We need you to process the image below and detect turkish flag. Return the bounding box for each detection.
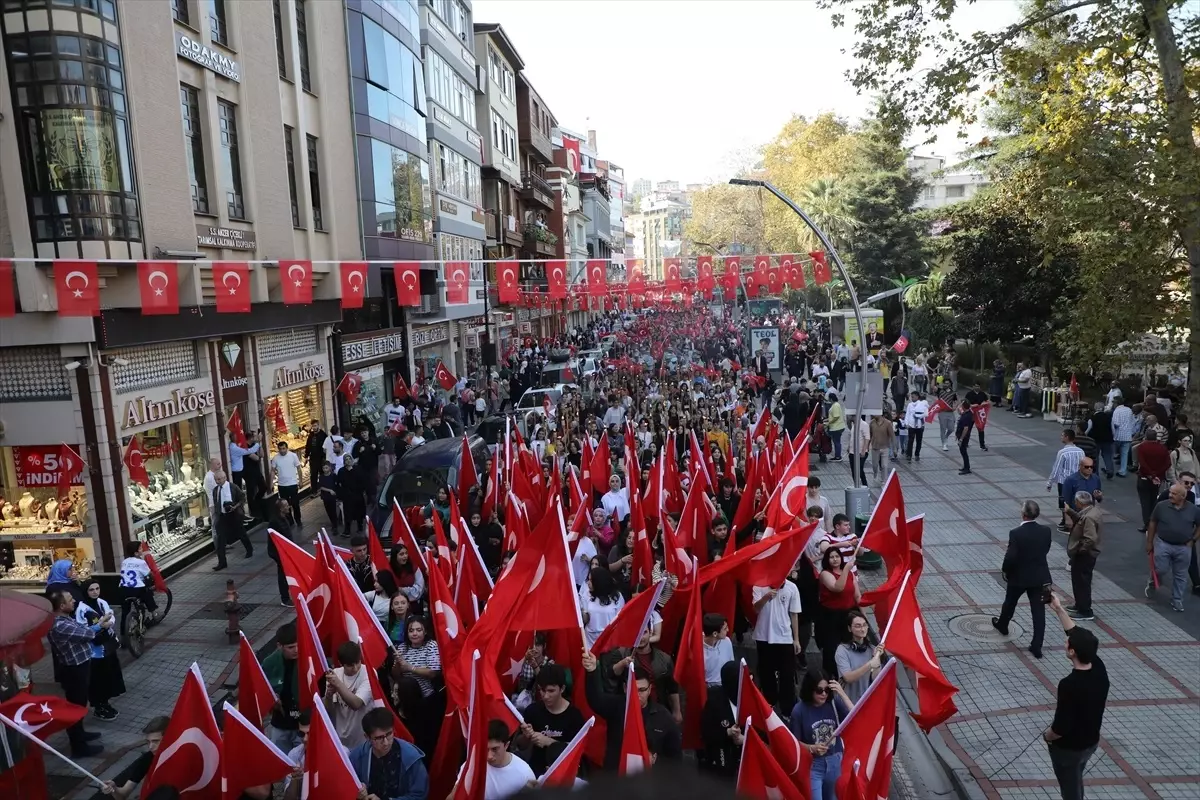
[589,435,611,497]
[337,372,363,405]
[295,583,330,710]
[591,580,666,655]
[455,529,493,629]
[735,660,811,793]
[696,524,811,590]
[327,536,392,668]
[366,517,390,576]
[450,651,489,800]
[225,406,248,447]
[972,403,989,431]
[744,269,761,298]
[547,260,567,299]
[340,261,368,309]
[279,259,312,305]
[628,261,646,295]
[137,261,179,315]
[810,250,832,285]
[445,260,469,304]
[431,513,457,589]
[143,664,223,800]
[835,660,898,800]
[213,262,251,313]
[0,693,87,739]
[391,499,430,577]
[753,254,770,286]
[496,259,519,304]
[305,696,362,799]
[393,373,410,400]
[696,255,714,289]
[661,518,696,589]
[664,258,681,292]
[768,264,784,294]
[766,440,810,534]
[480,452,501,523]
[55,261,99,316]
[858,470,908,570]
[265,396,287,433]
[53,445,81,502]
[925,395,952,425]
[435,360,457,390]
[722,257,741,292]
[586,259,606,298]
[0,260,15,317]
[673,573,708,750]
[220,702,295,800]
[486,500,582,633]
[878,570,959,731]
[123,435,150,488]
[236,633,278,732]
[395,261,422,306]
[142,550,169,594]
[736,723,807,800]
[618,666,652,775]
[268,528,315,607]
[538,717,595,787]
[893,330,910,354]
[782,254,806,289]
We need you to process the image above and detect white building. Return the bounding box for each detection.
[908,155,990,210]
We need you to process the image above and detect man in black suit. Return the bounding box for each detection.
[211,470,251,571]
[993,500,1052,658]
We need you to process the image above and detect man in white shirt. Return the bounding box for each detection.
[271,441,303,525]
[602,398,626,429]
[702,613,735,688]
[323,641,373,749]
[903,391,929,462]
[323,425,346,464]
[600,474,631,522]
[383,396,407,429]
[1014,363,1034,417]
[805,477,834,533]
[751,579,803,712]
[485,720,537,800]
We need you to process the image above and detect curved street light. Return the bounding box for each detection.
[729,178,871,489]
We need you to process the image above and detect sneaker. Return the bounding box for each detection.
[1067,611,1094,621]
[93,706,116,720]
[1057,524,1070,533]
[1065,605,1079,614]
[942,444,949,451]
[958,470,971,475]
[1171,602,1184,613]
[1144,581,1156,598]
[990,617,1009,636]
[280,600,295,607]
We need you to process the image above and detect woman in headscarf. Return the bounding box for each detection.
[699,660,742,776]
[75,578,125,719]
[45,559,84,603]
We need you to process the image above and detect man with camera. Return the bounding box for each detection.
[211,469,251,571]
[992,500,1052,658]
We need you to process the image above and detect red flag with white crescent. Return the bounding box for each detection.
[395,261,422,306]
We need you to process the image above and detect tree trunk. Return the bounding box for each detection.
[1141,0,1200,417]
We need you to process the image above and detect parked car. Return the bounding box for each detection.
[369,435,490,541]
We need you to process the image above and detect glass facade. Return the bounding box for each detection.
[1,4,142,249]
[365,137,431,242]
[0,444,92,586]
[362,16,427,145]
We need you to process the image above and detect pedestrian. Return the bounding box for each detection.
[262,622,303,753]
[1090,402,1115,478]
[936,391,956,452]
[1047,430,1085,532]
[271,441,303,525]
[303,420,328,494]
[228,431,261,489]
[834,611,884,705]
[210,470,251,571]
[323,641,374,749]
[955,399,974,475]
[964,382,989,450]
[903,391,928,462]
[816,547,860,677]
[75,579,125,720]
[266,498,296,607]
[1135,430,1170,532]
[47,588,111,756]
[348,708,429,800]
[826,390,846,461]
[848,414,869,486]
[992,500,1052,659]
[1064,491,1102,622]
[751,575,803,712]
[117,542,158,632]
[699,661,743,777]
[317,462,341,535]
[1111,396,1135,476]
[868,410,895,481]
[339,455,367,536]
[1043,594,1109,800]
[351,427,380,503]
[790,671,853,800]
[1168,434,1197,483]
[1061,458,1103,526]
[1145,482,1200,612]
[1013,362,1034,417]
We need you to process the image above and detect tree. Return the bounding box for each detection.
[684,183,769,255]
[797,178,859,252]
[818,0,1200,413]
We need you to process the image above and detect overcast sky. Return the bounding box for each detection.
[473,0,1023,186]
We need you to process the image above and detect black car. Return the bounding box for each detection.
[369,435,490,540]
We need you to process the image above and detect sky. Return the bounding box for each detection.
[473,0,1024,186]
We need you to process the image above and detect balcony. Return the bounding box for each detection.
[524,223,558,257]
[502,213,522,248]
[520,126,553,164]
[485,211,498,242]
[520,172,554,210]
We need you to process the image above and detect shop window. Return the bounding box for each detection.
[124,419,208,563]
[0,445,92,586]
[263,383,322,491]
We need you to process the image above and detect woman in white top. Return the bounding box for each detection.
[363,570,400,623]
[911,357,928,395]
[581,566,625,650]
[601,474,631,522]
[76,579,126,718]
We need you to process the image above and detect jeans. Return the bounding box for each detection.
[1115,441,1131,476]
[831,429,844,459]
[896,432,908,459]
[849,451,868,485]
[1070,551,1096,615]
[810,751,843,800]
[1153,540,1191,607]
[1014,386,1029,414]
[1048,743,1095,800]
[1097,441,1114,475]
[938,414,954,446]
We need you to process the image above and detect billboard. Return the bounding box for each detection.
[749,327,781,371]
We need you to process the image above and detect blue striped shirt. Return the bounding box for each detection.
[1049,445,1085,486]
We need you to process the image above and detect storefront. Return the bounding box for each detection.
[457,319,487,379]
[216,337,251,449]
[409,322,452,385]
[0,445,92,585]
[340,329,406,437]
[256,326,334,493]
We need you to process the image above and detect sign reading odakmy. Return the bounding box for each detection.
[175,30,241,82]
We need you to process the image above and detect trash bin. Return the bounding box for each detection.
[853,512,884,571]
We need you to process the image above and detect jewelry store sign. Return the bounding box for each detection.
[274,360,327,390]
[123,387,216,430]
[175,31,241,82]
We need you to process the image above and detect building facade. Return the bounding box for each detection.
[908,154,990,210]
[0,0,358,582]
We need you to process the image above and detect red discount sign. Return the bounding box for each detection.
[12,446,85,488]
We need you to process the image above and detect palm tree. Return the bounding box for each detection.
[904,272,945,308]
[799,178,859,252]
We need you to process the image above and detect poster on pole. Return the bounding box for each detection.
[844,310,886,355]
[749,327,781,372]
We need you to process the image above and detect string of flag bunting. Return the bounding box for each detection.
[0,251,833,319]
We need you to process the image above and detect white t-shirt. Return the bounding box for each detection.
[323,434,345,463]
[384,403,406,427]
[752,582,802,644]
[807,493,833,533]
[327,666,373,749]
[272,451,302,486]
[1016,369,1033,388]
[119,557,150,589]
[582,593,624,650]
[573,537,597,587]
[601,489,630,521]
[485,753,536,800]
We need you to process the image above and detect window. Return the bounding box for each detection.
[307,135,323,230]
[172,0,190,26]
[488,46,501,87]
[490,111,516,161]
[284,126,300,227]
[208,0,228,46]
[272,0,287,78]
[435,143,481,206]
[361,18,428,141]
[181,83,209,214]
[501,63,514,101]
[426,48,476,128]
[454,3,467,40]
[944,184,965,199]
[217,100,245,219]
[365,136,432,242]
[295,0,311,92]
[922,186,935,201]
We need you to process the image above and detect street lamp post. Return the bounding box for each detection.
[729,178,871,490]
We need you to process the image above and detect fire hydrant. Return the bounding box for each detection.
[224,579,242,644]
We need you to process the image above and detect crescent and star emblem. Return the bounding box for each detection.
[287,263,306,288]
[347,269,364,292]
[147,270,169,297]
[11,702,53,734]
[434,600,460,639]
[65,270,90,298]
[155,727,220,793]
[780,476,808,518]
[221,269,242,295]
[403,270,417,289]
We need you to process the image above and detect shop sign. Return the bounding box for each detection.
[464,332,479,349]
[175,30,241,82]
[11,446,85,487]
[342,330,405,366]
[273,360,327,390]
[411,324,449,349]
[439,198,459,216]
[122,387,215,430]
[196,224,256,251]
[519,322,532,335]
[218,339,248,406]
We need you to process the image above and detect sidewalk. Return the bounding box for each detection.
[32,497,330,799]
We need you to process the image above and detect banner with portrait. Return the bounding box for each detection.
[749,327,781,372]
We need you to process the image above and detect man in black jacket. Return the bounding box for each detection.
[993,500,1052,657]
[583,649,681,771]
[211,470,251,571]
[304,420,328,493]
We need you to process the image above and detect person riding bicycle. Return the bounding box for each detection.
[119,541,158,626]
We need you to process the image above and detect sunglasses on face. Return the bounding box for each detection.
[814,686,828,694]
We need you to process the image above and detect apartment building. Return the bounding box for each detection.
[908,154,990,210]
[473,22,522,260]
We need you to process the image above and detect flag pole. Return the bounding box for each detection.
[832,658,897,737]
[877,570,912,649]
[0,714,106,788]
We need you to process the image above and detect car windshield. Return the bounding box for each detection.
[379,467,442,509]
[518,390,558,409]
